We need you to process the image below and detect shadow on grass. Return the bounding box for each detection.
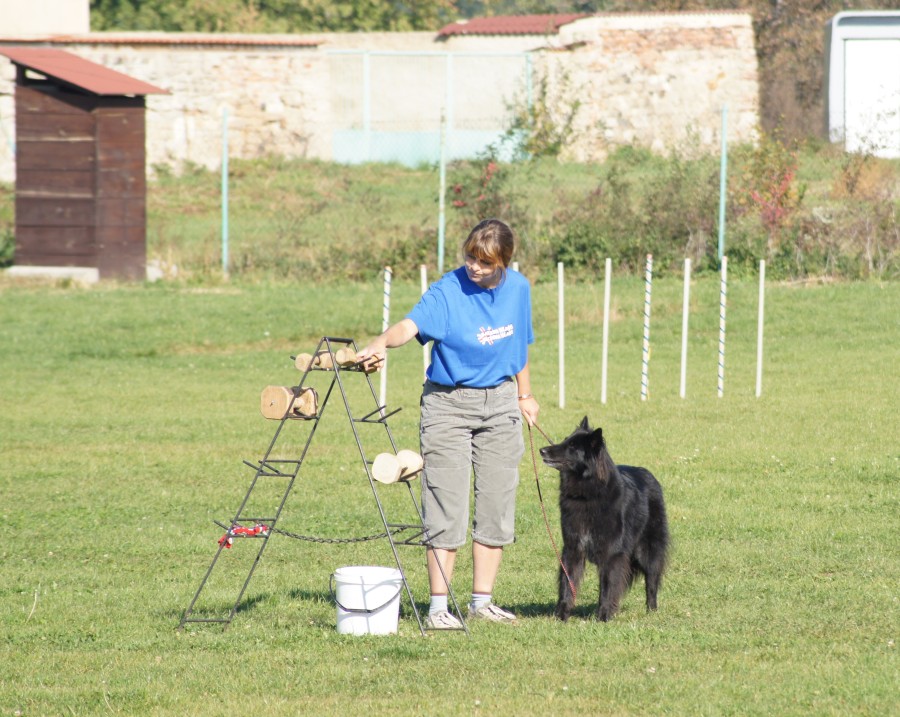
[513,601,596,620]
[169,591,273,624]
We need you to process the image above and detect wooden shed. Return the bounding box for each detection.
[0,47,168,280]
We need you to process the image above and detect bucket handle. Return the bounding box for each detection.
[329,573,403,615]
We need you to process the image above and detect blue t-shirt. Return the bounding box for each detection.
[407,266,534,388]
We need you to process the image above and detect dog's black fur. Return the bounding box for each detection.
[539,417,669,622]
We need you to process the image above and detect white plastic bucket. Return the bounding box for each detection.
[331,566,403,635]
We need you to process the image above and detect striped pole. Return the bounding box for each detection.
[601,257,611,404]
[717,256,728,398]
[380,266,392,410]
[437,111,447,274]
[718,104,728,260]
[420,264,429,378]
[641,254,653,401]
[558,261,565,409]
[680,258,691,399]
[756,259,766,398]
[221,106,229,278]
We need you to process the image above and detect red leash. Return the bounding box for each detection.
[527,423,577,604]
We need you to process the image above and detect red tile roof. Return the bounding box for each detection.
[438,14,589,37]
[0,47,168,95]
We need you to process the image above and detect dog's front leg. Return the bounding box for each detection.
[555,546,584,621]
[597,554,631,622]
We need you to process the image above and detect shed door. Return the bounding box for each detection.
[844,39,900,158]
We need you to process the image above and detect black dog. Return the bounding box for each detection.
[540,417,669,622]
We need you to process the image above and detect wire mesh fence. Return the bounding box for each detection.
[327,50,532,166]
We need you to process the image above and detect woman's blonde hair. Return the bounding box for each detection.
[461,219,516,273]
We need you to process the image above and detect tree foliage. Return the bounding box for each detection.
[90,0,459,33]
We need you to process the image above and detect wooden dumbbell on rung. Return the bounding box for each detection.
[260,385,318,419]
[334,347,382,373]
[294,353,318,372]
[334,347,359,366]
[371,449,424,484]
[315,350,334,369]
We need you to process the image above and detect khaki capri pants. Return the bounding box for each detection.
[418,379,525,550]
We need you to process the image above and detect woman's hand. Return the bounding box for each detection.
[356,338,387,371]
[356,318,419,369]
[518,395,540,426]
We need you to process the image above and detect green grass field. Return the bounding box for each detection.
[1,276,897,716]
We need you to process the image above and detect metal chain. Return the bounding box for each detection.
[269,526,407,544]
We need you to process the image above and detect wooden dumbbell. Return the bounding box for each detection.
[260,385,318,419]
[334,347,359,367]
[294,353,318,372]
[315,350,334,369]
[371,449,424,483]
[396,449,424,479]
[358,354,384,374]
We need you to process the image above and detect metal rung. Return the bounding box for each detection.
[243,459,301,476]
[215,519,276,530]
[356,405,402,422]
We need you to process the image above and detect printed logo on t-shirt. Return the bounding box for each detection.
[476,324,514,346]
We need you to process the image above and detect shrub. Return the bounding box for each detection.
[549,146,720,276]
[0,225,13,268]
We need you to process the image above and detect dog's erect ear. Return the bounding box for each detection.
[579,415,591,432]
[589,427,605,452]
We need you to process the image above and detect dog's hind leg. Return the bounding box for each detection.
[641,514,669,612]
[598,554,631,622]
[643,549,666,612]
[644,569,661,612]
[555,546,585,621]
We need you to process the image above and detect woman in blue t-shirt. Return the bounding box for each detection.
[358,218,540,630]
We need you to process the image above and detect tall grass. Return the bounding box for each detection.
[139,144,899,285]
[1,276,896,715]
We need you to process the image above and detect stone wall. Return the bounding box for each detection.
[557,12,759,160]
[0,12,759,182]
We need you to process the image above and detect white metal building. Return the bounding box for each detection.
[825,11,900,158]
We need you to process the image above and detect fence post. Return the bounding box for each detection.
[221,106,229,278]
[420,264,429,378]
[680,258,691,399]
[718,256,728,398]
[558,261,565,409]
[756,259,766,398]
[641,254,653,401]
[380,266,392,410]
[437,111,447,275]
[601,257,611,404]
[718,104,728,261]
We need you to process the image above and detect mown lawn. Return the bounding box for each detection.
[0,275,896,716]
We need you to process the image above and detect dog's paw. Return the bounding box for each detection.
[554,604,571,621]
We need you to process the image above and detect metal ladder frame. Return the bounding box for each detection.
[177,336,467,635]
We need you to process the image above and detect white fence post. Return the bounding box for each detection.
[756,259,766,398]
[420,264,429,379]
[601,257,611,405]
[558,261,565,409]
[641,254,653,401]
[680,258,691,399]
[717,256,728,398]
[380,266,392,410]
